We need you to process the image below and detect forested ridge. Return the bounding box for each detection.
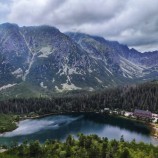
[1,134,158,158]
[0,81,158,115]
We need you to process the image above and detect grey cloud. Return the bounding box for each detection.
[0,0,158,52]
[0,2,11,23]
[53,0,126,25]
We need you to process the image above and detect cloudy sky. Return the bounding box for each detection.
[0,0,158,52]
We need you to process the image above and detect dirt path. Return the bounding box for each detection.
[150,123,158,138]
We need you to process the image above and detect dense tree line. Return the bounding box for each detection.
[0,82,158,115]
[1,134,158,158]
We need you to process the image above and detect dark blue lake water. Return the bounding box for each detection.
[0,113,157,146]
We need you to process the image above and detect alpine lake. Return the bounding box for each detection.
[0,113,158,146]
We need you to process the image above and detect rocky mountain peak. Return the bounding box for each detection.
[1,23,158,95]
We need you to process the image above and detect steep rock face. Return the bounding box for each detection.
[0,23,30,86]
[66,32,158,81]
[0,53,16,86]
[66,32,145,79]
[20,26,118,90]
[140,51,158,67]
[1,23,158,93]
[0,23,30,69]
[0,24,117,91]
[66,33,121,74]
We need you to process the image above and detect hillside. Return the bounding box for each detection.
[1,23,158,96]
[0,81,158,114]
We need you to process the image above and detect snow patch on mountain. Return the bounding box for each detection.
[68,68,82,75]
[88,69,93,73]
[52,78,55,83]
[95,77,103,83]
[12,68,23,78]
[55,83,81,92]
[104,67,113,75]
[89,87,94,91]
[60,64,68,76]
[19,30,32,53]
[23,53,35,81]
[61,83,81,91]
[55,86,62,92]
[120,56,145,78]
[38,47,55,58]
[0,83,17,91]
[40,82,47,89]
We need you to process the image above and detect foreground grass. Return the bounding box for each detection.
[0,114,18,133]
[0,134,158,158]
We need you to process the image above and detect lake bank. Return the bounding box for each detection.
[102,113,158,139]
[149,123,158,138]
[0,112,158,146]
[23,111,158,139]
[0,114,17,133]
[1,111,158,142]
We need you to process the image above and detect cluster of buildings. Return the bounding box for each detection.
[133,109,152,119]
[133,109,158,123]
[101,108,158,123]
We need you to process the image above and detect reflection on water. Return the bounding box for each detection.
[2,115,83,137]
[0,113,157,146]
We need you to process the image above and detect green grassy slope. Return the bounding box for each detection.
[0,114,17,133]
[0,82,52,100]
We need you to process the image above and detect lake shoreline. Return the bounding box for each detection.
[148,123,158,138]
[0,111,158,148]
[19,111,158,139]
[105,114,158,139]
[1,111,158,140]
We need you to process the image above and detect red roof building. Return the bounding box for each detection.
[134,109,152,119]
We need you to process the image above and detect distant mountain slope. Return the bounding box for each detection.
[0,23,30,86]
[0,23,158,96]
[66,32,158,80]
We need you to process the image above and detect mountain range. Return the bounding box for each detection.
[0,23,158,97]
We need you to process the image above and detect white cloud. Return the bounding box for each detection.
[0,2,10,23]
[7,0,65,25]
[0,0,158,51]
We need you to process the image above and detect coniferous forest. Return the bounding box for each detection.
[0,134,158,158]
[0,81,158,115]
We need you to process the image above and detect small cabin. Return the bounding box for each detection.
[134,109,152,119]
[104,108,110,111]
